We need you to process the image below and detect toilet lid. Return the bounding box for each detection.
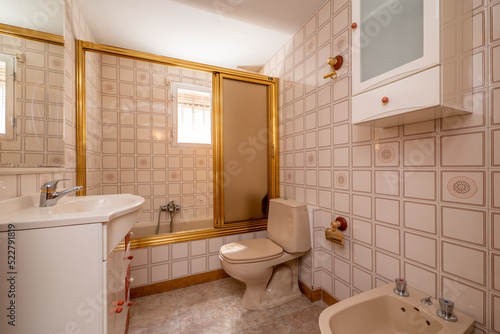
[220,239,283,263]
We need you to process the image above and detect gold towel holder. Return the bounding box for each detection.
[325,216,347,246]
[323,55,343,80]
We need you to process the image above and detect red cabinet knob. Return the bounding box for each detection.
[116,306,123,313]
[128,255,134,260]
[117,300,124,306]
[128,302,133,307]
[382,97,389,103]
[351,22,358,29]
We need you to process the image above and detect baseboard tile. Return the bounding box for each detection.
[321,289,339,306]
[130,269,229,299]
[298,280,339,306]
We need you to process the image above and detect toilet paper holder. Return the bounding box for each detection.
[325,217,347,247]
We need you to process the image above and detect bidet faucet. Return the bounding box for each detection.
[39,179,83,207]
[437,298,458,322]
[393,278,409,297]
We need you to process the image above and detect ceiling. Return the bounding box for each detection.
[75,0,327,70]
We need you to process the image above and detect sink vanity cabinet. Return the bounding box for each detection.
[106,232,134,334]
[351,0,473,127]
[0,194,144,334]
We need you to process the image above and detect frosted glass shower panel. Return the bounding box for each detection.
[222,78,269,223]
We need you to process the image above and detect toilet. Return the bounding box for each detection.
[219,198,311,310]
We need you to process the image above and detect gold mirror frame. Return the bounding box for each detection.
[75,40,279,249]
[0,23,64,46]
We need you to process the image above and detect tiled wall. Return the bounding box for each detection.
[86,51,102,195]
[0,35,65,167]
[261,0,500,332]
[98,56,213,224]
[130,230,268,287]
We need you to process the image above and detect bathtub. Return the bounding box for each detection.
[131,218,214,237]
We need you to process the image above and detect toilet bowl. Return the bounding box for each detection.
[219,198,311,310]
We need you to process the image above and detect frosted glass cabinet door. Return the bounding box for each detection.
[352,0,440,95]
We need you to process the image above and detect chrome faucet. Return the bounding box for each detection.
[40,179,83,207]
[393,278,409,297]
[437,298,458,322]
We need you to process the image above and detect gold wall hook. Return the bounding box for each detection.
[331,216,347,231]
[323,55,343,80]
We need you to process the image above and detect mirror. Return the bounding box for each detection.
[0,0,65,168]
[0,0,65,36]
[0,33,65,168]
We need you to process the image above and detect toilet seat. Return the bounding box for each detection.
[219,238,283,264]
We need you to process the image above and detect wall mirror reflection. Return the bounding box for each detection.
[0,34,65,168]
[0,53,16,142]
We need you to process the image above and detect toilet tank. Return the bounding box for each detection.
[267,198,311,253]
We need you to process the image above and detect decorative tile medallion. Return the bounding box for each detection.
[447,176,477,199]
[378,146,396,163]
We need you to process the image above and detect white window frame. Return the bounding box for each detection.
[0,53,16,141]
[171,82,212,148]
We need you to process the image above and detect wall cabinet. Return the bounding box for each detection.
[351,0,473,127]
[0,224,134,333]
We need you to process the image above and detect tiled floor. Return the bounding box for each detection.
[129,278,328,334]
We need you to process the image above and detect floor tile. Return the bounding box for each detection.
[129,277,327,334]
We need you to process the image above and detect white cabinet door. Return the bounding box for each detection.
[0,224,102,334]
[352,0,440,95]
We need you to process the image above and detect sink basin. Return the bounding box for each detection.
[50,195,140,214]
[0,194,145,232]
[319,283,475,334]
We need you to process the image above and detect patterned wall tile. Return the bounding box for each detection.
[404,262,437,298]
[442,241,486,286]
[374,197,399,226]
[441,132,485,167]
[441,206,486,246]
[441,171,485,206]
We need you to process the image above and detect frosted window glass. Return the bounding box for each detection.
[360,0,424,82]
[177,88,211,145]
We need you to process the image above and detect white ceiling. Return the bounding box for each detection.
[75,0,327,70]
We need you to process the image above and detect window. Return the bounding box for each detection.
[171,83,212,147]
[0,53,15,141]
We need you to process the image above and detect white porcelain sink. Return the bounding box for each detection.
[50,195,141,215]
[0,194,144,232]
[319,283,475,334]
